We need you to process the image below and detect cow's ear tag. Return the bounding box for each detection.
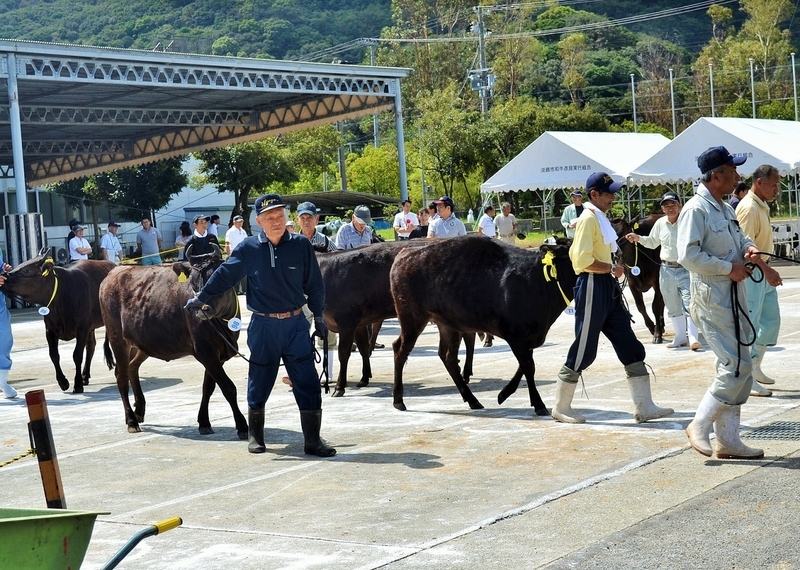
[633,223,639,230]
[177,273,188,283]
[631,266,641,276]
[38,307,50,316]
[227,317,242,332]
[564,303,575,316]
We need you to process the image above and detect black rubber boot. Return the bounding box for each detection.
[248,406,266,454]
[300,409,336,457]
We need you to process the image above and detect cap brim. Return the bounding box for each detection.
[297,210,315,216]
[732,156,747,166]
[258,204,285,213]
[354,216,371,225]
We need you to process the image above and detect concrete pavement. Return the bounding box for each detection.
[2,264,800,569]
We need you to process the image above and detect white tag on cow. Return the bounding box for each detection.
[631,266,641,276]
[227,317,242,332]
[564,304,575,316]
[38,307,50,316]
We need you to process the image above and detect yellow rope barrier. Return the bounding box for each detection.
[0,448,35,468]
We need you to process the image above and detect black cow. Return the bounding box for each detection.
[319,240,479,398]
[390,236,577,414]
[100,252,247,438]
[611,214,665,344]
[0,249,115,393]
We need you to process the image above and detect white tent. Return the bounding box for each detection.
[480,131,671,194]
[629,117,800,185]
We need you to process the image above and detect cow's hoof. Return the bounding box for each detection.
[393,402,407,411]
[82,378,90,386]
[468,400,484,410]
[464,376,471,385]
[72,386,84,395]
[534,407,550,416]
[332,389,345,398]
[652,336,663,344]
[483,341,492,348]
[127,425,141,434]
[237,430,248,441]
[498,391,511,405]
[357,379,369,388]
[198,426,214,435]
[57,378,69,391]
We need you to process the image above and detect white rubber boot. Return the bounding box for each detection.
[714,405,764,459]
[665,316,688,348]
[551,366,585,424]
[627,375,674,423]
[749,375,772,397]
[752,345,776,385]
[686,390,725,457]
[687,318,701,351]
[0,369,17,399]
[327,349,336,384]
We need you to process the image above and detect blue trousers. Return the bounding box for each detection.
[565,273,646,373]
[744,276,780,358]
[246,313,321,410]
[0,297,11,370]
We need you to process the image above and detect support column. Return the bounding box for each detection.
[394,78,408,202]
[6,53,27,212]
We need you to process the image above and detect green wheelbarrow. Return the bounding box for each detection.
[0,507,182,569]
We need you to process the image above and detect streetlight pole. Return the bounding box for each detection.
[630,74,637,133]
[709,61,715,117]
[476,6,489,119]
[750,58,756,119]
[669,68,676,137]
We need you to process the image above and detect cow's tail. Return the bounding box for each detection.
[103,335,115,370]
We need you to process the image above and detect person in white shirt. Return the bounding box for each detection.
[225,215,248,255]
[476,205,496,237]
[69,226,92,261]
[208,214,220,237]
[99,221,123,264]
[393,200,419,240]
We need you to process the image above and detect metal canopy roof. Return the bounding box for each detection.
[0,39,411,188]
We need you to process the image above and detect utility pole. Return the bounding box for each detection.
[360,38,380,147]
[477,6,489,118]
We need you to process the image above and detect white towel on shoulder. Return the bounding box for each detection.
[583,201,618,253]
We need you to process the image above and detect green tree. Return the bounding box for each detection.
[346,144,400,196]
[194,141,296,233]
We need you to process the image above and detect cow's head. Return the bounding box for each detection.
[539,237,578,303]
[0,248,57,305]
[172,248,231,318]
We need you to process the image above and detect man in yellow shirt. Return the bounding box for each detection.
[736,164,783,395]
[552,172,673,425]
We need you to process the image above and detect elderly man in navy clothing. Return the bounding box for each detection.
[185,194,335,457]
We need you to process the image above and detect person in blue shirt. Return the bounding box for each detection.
[0,250,16,398]
[185,194,334,457]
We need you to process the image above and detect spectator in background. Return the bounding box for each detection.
[208,214,220,237]
[137,217,163,265]
[729,181,748,210]
[69,225,92,261]
[175,221,192,261]
[335,205,374,249]
[65,218,82,255]
[297,202,336,253]
[428,201,439,221]
[225,215,248,256]
[285,220,296,233]
[428,196,466,238]
[494,202,518,246]
[99,221,123,264]
[560,190,584,238]
[393,200,418,241]
[476,205,496,237]
[409,208,430,239]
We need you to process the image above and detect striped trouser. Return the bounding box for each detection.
[564,272,646,373]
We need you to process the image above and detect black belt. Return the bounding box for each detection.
[397,236,410,240]
[662,261,681,268]
[254,308,303,319]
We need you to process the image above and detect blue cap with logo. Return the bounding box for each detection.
[697,146,746,174]
[586,172,624,193]
[254,194,287,214]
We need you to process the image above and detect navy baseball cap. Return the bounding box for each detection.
[254,194,287,214]
[434,196,455,209]
[586,172,624,193]
[297,201,319,216]
[570,189,583,197]
[660,191,681,205]
[107,221,121,228]
[697,146,746,174]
